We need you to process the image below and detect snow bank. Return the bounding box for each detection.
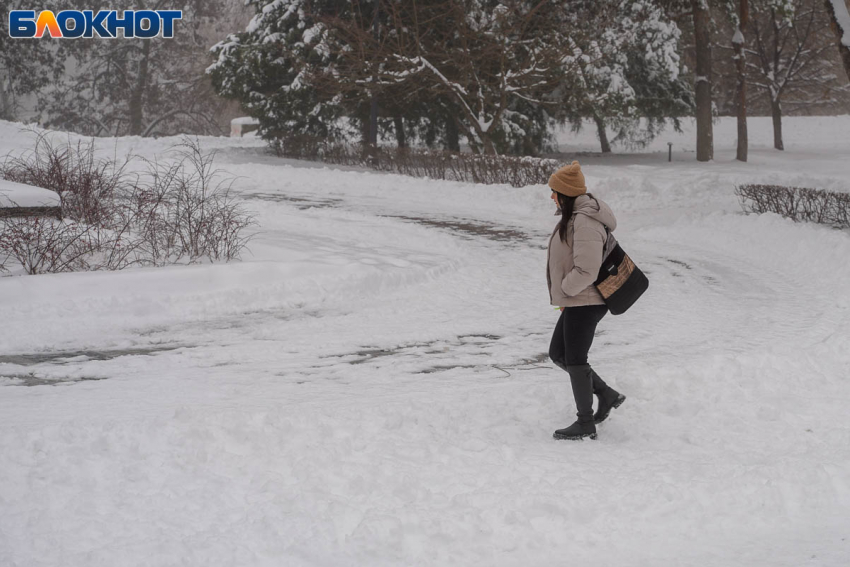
[555,114,850,155]
[0,178,60,208]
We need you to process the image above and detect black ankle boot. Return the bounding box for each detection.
[553,418,597,440]
[594,386,626,425]
[554,364,597,441]
[589,368,625,424]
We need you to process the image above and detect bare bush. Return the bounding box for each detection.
[735,184,850,229]
[131,142,254,266]
[0,217,98,275]
[270,135,559,188]
[0,131,127,226]
[0,135,254,276]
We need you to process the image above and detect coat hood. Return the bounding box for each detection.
[573,195,617,232]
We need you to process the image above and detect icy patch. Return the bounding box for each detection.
[241,192,342,210]
[1,373,108,387]
[0,345,185,366]
[385,215,533,243]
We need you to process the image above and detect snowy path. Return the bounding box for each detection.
[2,123,850,566]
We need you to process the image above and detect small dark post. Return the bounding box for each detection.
[668,142,673,162]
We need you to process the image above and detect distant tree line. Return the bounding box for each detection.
[0,0,244,137]
[1,0,848,160]
[208,0,693,156]
[209,0,849,159]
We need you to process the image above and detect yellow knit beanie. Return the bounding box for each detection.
[548,161,587,197]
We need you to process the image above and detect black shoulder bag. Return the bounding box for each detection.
[594,231,649,315]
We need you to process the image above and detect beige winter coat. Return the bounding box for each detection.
[547,195,618,308]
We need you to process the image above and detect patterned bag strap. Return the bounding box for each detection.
[602,225,618,261]
[589,195,617,261]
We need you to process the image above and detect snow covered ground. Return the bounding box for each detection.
[1,117,849,566]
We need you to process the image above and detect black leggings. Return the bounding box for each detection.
[548,305,608,367]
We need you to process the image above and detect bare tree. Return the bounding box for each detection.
[42,0,230,137]
[0,1,71,121]
[746,0,846,150]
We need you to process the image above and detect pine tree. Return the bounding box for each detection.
[556,0,693,153]
[209,0,347,145]
[209,0,697,156]
[326,0,571,155]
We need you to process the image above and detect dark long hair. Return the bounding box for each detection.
[556,192,593,242]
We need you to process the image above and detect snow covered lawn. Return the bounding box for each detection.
[1,118,849,566]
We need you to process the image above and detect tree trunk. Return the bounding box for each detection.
[692,0,714,162]
[824,0,850,81]
[393,116,406,148]
[0,72,12,120]
[368,97,379,147]
[734,1,749,162]
[0,88,11,121]
[368,4,380,148]
[128,40,151,137]
[593,114,612,153]
[360,119,369,145]
[480,132,497,155]
[445,116,460,152]
[357,103,370,145]
[771,97,784,150]
[735,45,747,161]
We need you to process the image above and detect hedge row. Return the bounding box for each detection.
[271,136,560,188]
[735,184,850,229]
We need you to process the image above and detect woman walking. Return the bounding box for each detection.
[546,161,625,441]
